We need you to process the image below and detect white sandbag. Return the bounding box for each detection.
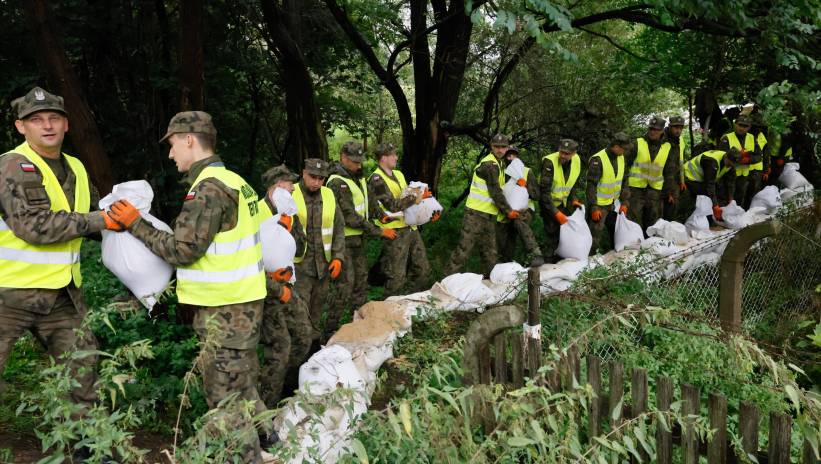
[749,186,782,214]
[271,187,297,216]
[99,181,173,310]
[614,212,644,251]
[502,158,530,211]
[719,200,748,229]
[439,273,495,303]
[556,258,589,280]
[646,219,689,245]
[505,158,525,179]
[260,213,297,276]
[639,237,681,258]
[556,207,593,260]
[779,162,812,190]
[538,264,574,292]
[404,197,443,226]
[685,195,713,234]
[489,262,527,284]
[298,345,366,396]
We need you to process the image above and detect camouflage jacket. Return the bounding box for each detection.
[368,166,417,216]
[664,128,684,186]
[698,156,736,207]
[717,131,763,168]
[585,147,622,212]
[539,156,578,216]
[294,179,346,279]
[326,163,382,242]
[0,145,104,313]
[620,134,676,205]
[475,158,512,216]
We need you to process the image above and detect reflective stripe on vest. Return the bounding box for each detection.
[683,150,730,182]
[523,167,536,211]
[678,135,686,184]
[327,173,368,236]
[628,138,671,190]
[726,132,756,177]
[591,149,624,206]
[543,152,581,207]
[293,184,335,262]
[176,165,266,306]
[369,166,414,230]
[0,142,89,289]
[465,154,505,216]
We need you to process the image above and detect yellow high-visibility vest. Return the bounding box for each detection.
[369,166,415,230]
[328,173,368,236]
[522,167,536,211]
[293,183,335,262]
[725,132,756,177]
[0,142,90,288]
[590,149,624,206]
[678,135,687,184]
[785,147,793,159]
[543,152,581,207]
[176,165,266,306]
[465,154,505,216]
[628,138,671,190]
[684,150,731,182]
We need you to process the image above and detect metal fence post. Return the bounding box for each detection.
[718,220,782,332]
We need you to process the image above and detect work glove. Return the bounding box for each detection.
[712,205,723,221]
[516,178,526,187]
[679,182,687,192]
[572,199,584,208]
[554,211,568,225]
[101,211,124,231]
[422,189,433,199]
[775,158,785,166]
[278,214,293,232]
[380,215,395,224]
[507,210,520,220]
[431,211,441,222]
[591,208,603,222]
[762,168,771,182]
[328,259,342,280]
[268,267,293,283]
[739,150,751,165]
[667,193,675,204]
[278,285,292,304]
[382,229,397,240]
[108,199,141,229]
[619,205,628,215]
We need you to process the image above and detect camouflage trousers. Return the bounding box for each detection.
[588,207,617,254]
[541,205,573,259]
[259,293,290,409]
[498,209,542,263]
[331,236,369,334]
[737,171,763,209]
[293,270,330,340]
[382,227,431,297]
[0,287,97,413]
[626,186,661,232]
[662,184,681,221]
[444,209,498,278]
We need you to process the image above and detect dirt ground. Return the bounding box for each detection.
[0,431,174,463]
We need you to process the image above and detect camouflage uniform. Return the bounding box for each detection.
[685,153,737,207]
[585,146,622,254]
[717,118,762,209]
[0,88,105,411]
[368,167,431,296]
[498,152,542,264]
[662,121,685,221]
[539,144,581,259]
[620,128,677,231]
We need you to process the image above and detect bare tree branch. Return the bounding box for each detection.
[577,26,659,63]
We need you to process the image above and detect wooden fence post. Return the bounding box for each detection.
[609,360,624,437]
[587,355,602,438]
[768,411,792,464]
[509,331,524,388]
[656,376,673,464]
[739,401,759,458]
[526,267,542,380]
[708,392,728,464]
[462,305,525,385]
[631,368,648,463]
[682,383,701,464]
[494,334,507,384]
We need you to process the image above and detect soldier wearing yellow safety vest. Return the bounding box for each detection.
[751,114,772,185]
[499,146,544,267]
[368,142,432,296]
[0,88,120,459]
[585,133,630,254]
[662,115,687,221]
[539,138,583,260]
[326,141,396,337]
[109,111,267,460]
[717,114,761,209]
[771,132,797,184]
[619,116,677,231]
[445,134,518,277]
[683,149,740,221]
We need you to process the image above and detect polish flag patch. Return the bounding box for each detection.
[185,191,196,200]
[20,163,36,172]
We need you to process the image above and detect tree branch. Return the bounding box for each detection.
[576,26,659,62]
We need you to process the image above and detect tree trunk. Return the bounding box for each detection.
[179,0,205,111]
[23,0,114,194]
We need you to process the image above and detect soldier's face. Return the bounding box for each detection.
[669,126,683,137]
[15,111,68,157]
[168,134,196,172]
[491,145,508,158]
[735,123,750,135]
[611,145,626,155]
[559,151,575,163]
[274,180,294,193]
[381,151,398,169]
[341,154,362,173]
[302,171,325,192]
[647,128,663,141]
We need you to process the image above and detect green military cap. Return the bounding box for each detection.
[648,115,666,130]
[751,113,765,126]
[262,164,299,186]
[341,141,365,162]
[159,111,217,143]
[558,138,579,153]
[304,158,330,177]
[490,133,510,147]
[373,142,397,159]
[611,132,630,146]
[734,114,752,126]
[506,145,520,155]
[11,87,66,120]
[668,115,685,127]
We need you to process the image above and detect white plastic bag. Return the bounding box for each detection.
[440,273,495,303]
[685,195,713,234]
[614,212,644,251]
[260,213,297,276]
[99,181,173,310]
[298,345,366,396]
[271,187,297,216]
[646,219,689,245]
[719,200,747,229]
[779,163,812,190]
[555,207,593,260]
[749,186,782,214]
[404,197,443,226]
[489,262,527,284]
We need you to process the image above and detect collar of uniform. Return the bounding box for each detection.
[335,162,359,180]
[642,133,663,147]
[299,179,320,197]
[184,155,223,185]
[604,147,617,159]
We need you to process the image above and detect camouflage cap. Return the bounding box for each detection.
[11,87,66,120]
[558,138,579,153]
[373,142,397,159]
[303,158,330,177]
[668,115,685,127]
[341,141,365,162]
[611,132,630,147]
[505,145,520,156]
[735,114,752,126]
[648,115,666,130]
[262,164,299,186]
[490,133,510,147]
[159,111,217,143]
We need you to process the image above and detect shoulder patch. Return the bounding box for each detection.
[185,191,196,201]
[20,163,36,172]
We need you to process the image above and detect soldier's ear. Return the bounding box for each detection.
[14,119,25,135]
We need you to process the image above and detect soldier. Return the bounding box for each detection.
[0,87,122,459]
[444,134,518,277]
[107,111,266,459]
[751,114,772,185]
[539,138,583,260]
[291,158,345,341]
[499,146,544,267]
[682,149,740,220]
[662,115,687,221]
[327,141,396,333]
[586,133,630,253]
[619,116,676,231]
[368,143,432,296]
[771,132,796,183]
[717,114,761,208]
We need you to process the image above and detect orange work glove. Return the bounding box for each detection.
[278,214,293,232]
[667,193,675,204]
[507,210,520,220]
[380,215,395,224]
[278,285,292,304]
[554,211,568,225]
[712,205,723,221]
[328,259,342,279]
[100,211,124,231]
[762,168,771,182]
[269,267,293,283]
[591,209,603,222]
[572,199,583,208]
[108,199,141,229]
[516,178,526,187]
[422,189,433,199]
[382,229,397,240]
[775,158,785,166]
[739,150,751,165]
[619,205,628,215]
[431,211,441,222]
[679,182,687,192]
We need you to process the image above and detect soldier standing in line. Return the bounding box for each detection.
[682,149,740,221]
[717,114,761,209]
[662,115,687,221]
[108,111,266,460]
[368,143,432,296]
[539,138,584,261]
[290,158,345,341]
[586,133,630,254]
[499,146,544,267]
[0,87,123,460]
[751,114,772,185]
[444,134,518,277]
